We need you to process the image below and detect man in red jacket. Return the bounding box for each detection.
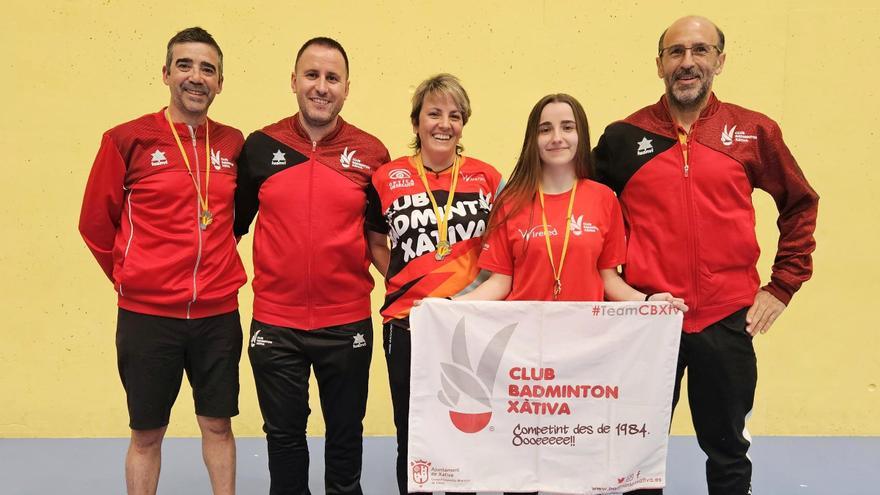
[594,16,819,495]
[79,27,245,495]
[234,37,390,495]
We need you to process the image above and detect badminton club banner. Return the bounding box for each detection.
[408,300,683,494]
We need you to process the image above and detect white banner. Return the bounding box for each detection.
[408,300,683,494]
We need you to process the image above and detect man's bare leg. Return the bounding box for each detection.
[126,426,167,495]
[198,415,236,495]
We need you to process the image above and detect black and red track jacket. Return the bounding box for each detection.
[234,115,390,330]
[594,94,819,332]
[79,109,247,319]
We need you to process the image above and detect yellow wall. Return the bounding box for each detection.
[1,0,877,438]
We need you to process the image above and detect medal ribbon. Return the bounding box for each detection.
[164,109,211,225]
[413,153,462,259]
[538,181,577,299]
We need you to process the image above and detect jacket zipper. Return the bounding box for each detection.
[119,188,134,297]
[306,140,317,328]
[680,125,701,311]
[187,125,204,319]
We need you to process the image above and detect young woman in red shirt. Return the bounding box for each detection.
[455,93,688,495]
[458,93,688,309]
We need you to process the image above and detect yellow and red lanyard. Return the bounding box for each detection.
[165,109,212,230]
[413,154,462,260]
[537,181,577,299]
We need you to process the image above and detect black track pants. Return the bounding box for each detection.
[630,307,757,495]
[249,318,373,495]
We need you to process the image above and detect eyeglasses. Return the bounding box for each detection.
[658,43,721,59]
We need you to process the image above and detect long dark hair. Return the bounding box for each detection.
[488,93,593,235]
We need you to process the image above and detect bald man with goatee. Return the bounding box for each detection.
[594,16,819,495]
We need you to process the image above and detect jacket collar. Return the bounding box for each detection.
[290,113,346,144]
[653,92,721,126]
[156,107,211,137]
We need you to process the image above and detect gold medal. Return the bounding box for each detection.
[434,240,451,260]
[413,154,462,262]
[200,210,213,230]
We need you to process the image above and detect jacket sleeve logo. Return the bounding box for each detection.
[340,147,371,170]
[722,124,758,146]
[210,148,234,170]
[636,137,654,156]
[721,124,737,146]
[150,149,168,167]
[270,150,287,166]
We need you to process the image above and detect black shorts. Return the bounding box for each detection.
[116,308,242,430]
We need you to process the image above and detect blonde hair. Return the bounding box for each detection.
[410,73,471,153]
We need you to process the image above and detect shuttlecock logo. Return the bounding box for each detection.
[437,317,516,433]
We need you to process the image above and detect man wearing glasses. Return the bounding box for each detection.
[594,16,819,495]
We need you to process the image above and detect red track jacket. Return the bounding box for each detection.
[234,115,390,330]
[595,94,819,332]
[79,109,247,319]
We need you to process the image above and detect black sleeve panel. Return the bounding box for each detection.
[233,136,259,237]
[233,131,309,237]
[593,132,617,191]
[593,122,677,195]
[365,182,389,234]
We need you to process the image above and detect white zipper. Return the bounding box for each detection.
[186,125,203,319]
[119,187,134,297]
[683,133,690,177]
